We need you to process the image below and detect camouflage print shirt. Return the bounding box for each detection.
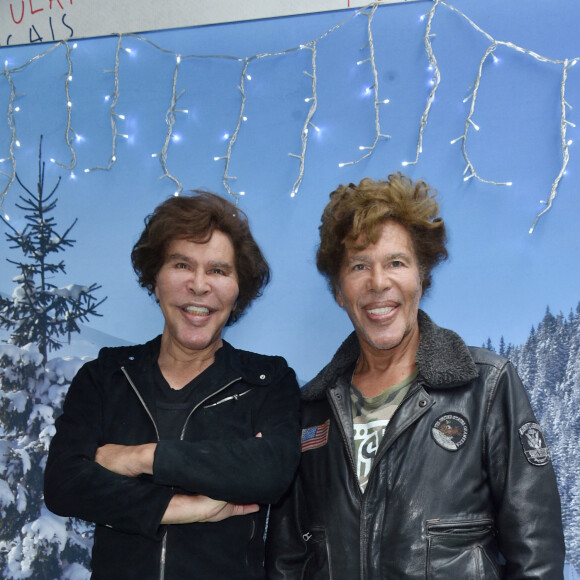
[350,371,417,492]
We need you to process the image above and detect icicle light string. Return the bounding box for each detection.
[0,1,577,229]
[0,7,361,206]
[220,58,249,203]
[84,35,125,174]
[402,0,440,167]
[130,29,342,200]
[289,41,318,198]
[0,61,18,207]
[407,0,578,231]
[158,55,185,197]
[454,41,513,187]
[1,41,63,207]
[51,40,77,173]
[529,58,576,234]
[339,4,391,169]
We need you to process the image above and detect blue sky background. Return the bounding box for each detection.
[0,0,579,383]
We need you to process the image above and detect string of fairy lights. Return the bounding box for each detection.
[0,0,577,232]
[409,0,577,234]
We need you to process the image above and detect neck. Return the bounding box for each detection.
[158,333,222,389]
[354,333,419,398]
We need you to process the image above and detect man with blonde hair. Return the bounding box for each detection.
[266,174,564,579]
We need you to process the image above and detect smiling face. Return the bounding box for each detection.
[336,220,423,360]
[154,231,239,360]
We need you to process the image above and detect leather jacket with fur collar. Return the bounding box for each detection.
[266,311,564,579]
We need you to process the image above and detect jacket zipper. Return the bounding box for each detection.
[179,377,242,440]
[328,389,362,501]
[120,367,242,580]
[359,382,430,579]
[121,367,167,579]
[327,388,362,580]
[360,383,430,578]
[330,381,430,580]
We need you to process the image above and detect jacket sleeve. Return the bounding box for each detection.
[485,361,565,579]
[152,365,301,505]
[44,360,173,540]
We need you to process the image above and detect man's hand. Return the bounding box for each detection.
[95,443,156,477]
[161,494,259,525]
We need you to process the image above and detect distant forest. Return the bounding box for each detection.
[485,304,580,569]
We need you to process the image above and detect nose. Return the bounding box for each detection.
[188,270,210,295]
[369,266,391,293]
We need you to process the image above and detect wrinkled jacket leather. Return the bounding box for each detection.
[266,311,565,580]
[45,337,301,580]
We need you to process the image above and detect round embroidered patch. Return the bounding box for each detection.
[431,413,469,451]
[518,422,550,466]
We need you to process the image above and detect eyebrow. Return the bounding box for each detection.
[166,253,235,272]
[167,253,191,264]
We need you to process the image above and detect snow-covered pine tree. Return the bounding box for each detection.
[0,137,105,579]
[0,345,93,579]
[482,304,579,572]
[532,308,568,419]
[0,136,106,366]
[553,303,580,572]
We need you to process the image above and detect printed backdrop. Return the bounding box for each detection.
[0,0,578,577]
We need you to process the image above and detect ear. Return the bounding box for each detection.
[335,287,344,308]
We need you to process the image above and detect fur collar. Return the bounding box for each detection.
[302,310,479,401]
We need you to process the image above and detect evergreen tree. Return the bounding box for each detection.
[0,137,104,578]
[0,345,93,578]
[518,325,538,400]
[509,306,580,571]
[499,336,506,357]
[533,308,568,415]
[0,136,106,366]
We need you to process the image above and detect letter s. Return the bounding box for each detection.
[62,13,73,37]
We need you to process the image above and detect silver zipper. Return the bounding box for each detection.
[121,367,160,440]
[179,377,242,440]
[159,532,167,580]
[203,388,251,409]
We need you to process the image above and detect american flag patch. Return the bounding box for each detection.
[301,420,330,452]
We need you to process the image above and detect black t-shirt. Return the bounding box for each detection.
[151,346,227,440]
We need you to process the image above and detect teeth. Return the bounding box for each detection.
[368,306,394,315]
[185,306,210,316]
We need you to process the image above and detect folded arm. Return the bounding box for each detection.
[94,438,262,524]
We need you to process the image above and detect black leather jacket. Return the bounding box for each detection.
[45,337,301,580]
[266,311,565,579]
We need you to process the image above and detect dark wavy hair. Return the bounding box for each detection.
[131,191,270,325]
[316,173,448,296]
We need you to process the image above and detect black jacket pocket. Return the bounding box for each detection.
[426,518,502,580]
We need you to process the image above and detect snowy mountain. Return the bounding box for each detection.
[0,322,132,362]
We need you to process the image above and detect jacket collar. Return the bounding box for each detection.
[302,310,479,401]
[109,336,281,387]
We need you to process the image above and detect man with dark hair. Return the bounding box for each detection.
[266,174,564,579]
[45,191,301,579]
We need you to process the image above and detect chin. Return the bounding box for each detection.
[365,328,409,351]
